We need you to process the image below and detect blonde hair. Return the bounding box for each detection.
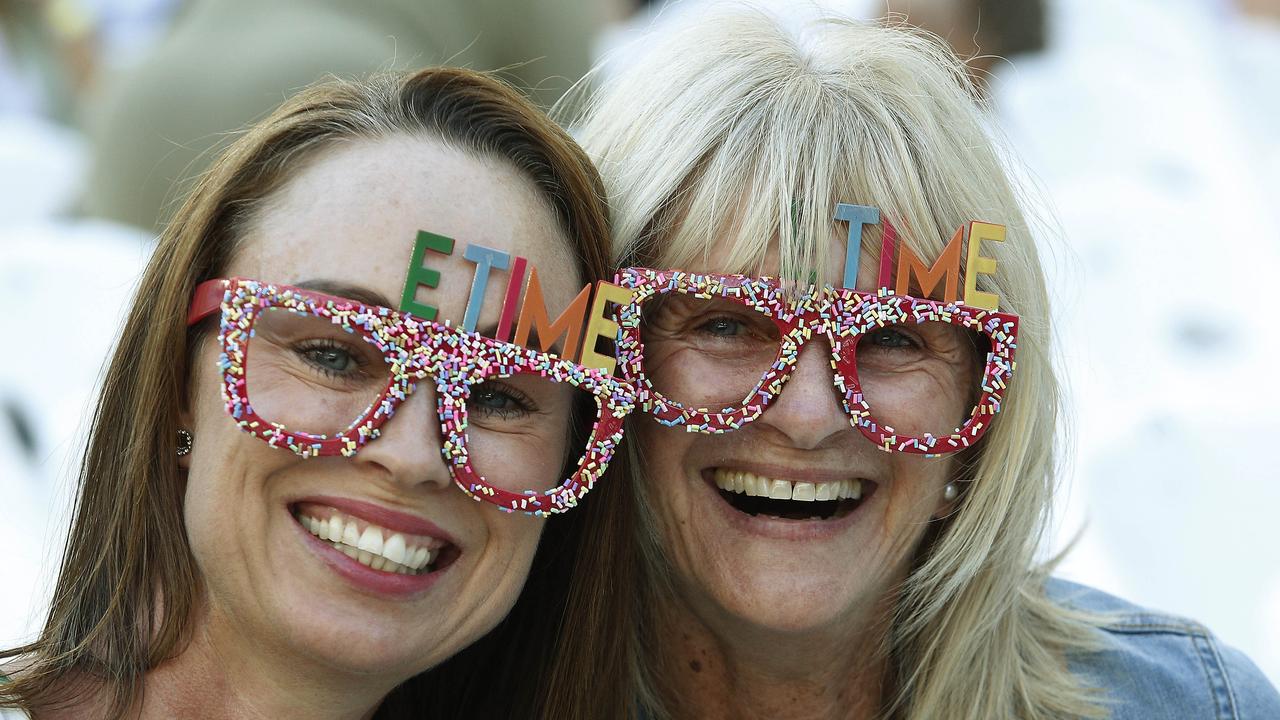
[569,6,1106,719]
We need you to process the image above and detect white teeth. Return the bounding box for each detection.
[411,546,429,570]
[357,526,383,555]
[713,469,866,503]
[847,479,862,500]
[297,508,446,574]
[768,479,792,500]
[384,533,407,565]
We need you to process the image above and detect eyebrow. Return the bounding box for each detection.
[294,279,395,309]
[292,280,504,337]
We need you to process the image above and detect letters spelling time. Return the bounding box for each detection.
[836,203,1005,311]
[400,207,1005,373]
[399,230,632,374]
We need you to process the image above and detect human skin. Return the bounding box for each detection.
[641,234,977,720]
[88,136,582,720]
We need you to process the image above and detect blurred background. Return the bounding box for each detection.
[1,0,1277,686]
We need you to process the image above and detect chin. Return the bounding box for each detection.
[696,557,878,635]
[259,581,434,676]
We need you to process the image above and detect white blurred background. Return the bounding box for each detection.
[2,0,1277,687]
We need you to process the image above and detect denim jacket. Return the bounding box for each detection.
[1048,578,1280,719]
[635,579,1279,719]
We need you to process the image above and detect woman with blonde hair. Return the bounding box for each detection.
[1,67,633,719]
[572,6,1280,719]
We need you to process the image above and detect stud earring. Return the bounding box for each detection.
[177,428,194,457]
[943,482,959,501]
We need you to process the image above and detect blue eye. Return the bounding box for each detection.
[472,381,537,419]
[297,341,362,376]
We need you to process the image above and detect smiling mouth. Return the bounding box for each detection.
[709,468,874,521]
[291,504,460,575]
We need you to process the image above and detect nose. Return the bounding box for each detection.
[353,379,455,492]
[756,336,851,449]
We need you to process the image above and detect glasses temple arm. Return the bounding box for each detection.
[187,278,229,327]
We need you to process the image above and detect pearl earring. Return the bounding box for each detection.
[177,428,194,457]
[943,482,959,501]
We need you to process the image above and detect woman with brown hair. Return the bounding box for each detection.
[0,67,633,719]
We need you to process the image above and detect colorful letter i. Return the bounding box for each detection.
[496,256,527,342]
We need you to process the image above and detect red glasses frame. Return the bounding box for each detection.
[611,267,1018,456]
[187,277,636,514]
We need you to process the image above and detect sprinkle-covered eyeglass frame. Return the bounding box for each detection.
[611,267,1018,456]
[187,277,637,514]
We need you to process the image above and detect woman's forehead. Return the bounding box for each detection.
[660,216,856,289]
[226,135,580,323]
[644,163,883,289]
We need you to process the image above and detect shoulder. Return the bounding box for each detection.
[1045,578,1280,720]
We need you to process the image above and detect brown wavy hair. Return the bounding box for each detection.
[1,67,633,720]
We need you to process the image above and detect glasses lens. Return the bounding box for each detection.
[638,293,782,411]
[244,307,392,436]
[465,368,597,493]
[853,321,989,438]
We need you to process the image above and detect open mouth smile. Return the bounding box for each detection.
[289,500,461,593]
[708,468,876,521]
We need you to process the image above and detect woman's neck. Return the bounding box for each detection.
[135,603,391,720]
[653,595,895,720]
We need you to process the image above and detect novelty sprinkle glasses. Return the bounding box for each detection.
[187,278,637,515]
[609,204,1019,456]
[186,203,1017,517]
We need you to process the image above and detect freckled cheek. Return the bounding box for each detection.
[182,428,289,569]
[181,469,245,585]
[188,342,241,450]
[639,345,687,397]
[634,423,703,545]
[873,366,973,435]
[485,519,540,565]
[183,344,300,575]
[878,455,954,537]
[636,423,698,497]
[473,516,544,605]
[469,431,567,492]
